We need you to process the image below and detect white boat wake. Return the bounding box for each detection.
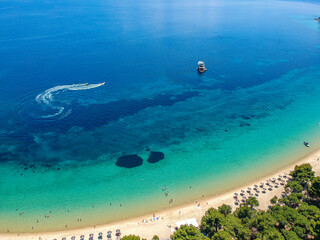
[35,82,105,118]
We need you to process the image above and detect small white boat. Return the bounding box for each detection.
[197,61,207,73]
[304,142,310,147]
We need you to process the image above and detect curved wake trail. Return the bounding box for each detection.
[35,82,105,118]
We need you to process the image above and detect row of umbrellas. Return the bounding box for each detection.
[233,173,291,204]
[57,229,121,240]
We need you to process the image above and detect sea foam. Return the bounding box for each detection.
[35,83,105,118]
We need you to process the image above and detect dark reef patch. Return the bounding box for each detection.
[147,151,165,164]
[241,115,251,120]
[116,155,143,168]
[22,90,200,133]
[239,122,250,127]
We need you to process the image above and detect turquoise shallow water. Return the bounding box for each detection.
[0,0,319,233]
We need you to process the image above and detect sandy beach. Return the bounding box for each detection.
[1,148,320,240]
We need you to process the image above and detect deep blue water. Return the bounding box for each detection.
[0,0,319,164]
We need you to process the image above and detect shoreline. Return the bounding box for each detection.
[2,148,320,240]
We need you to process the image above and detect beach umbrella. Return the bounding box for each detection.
[233,196,238,199]
[71,237,75,240]
[241,190,245,193]
[254,185,258,188]
[234,193,238,196]
[80,235,85,240]
[272,177,276,181]
[249,193,254,196]
[90,234,94,237]
[248,187,252,190]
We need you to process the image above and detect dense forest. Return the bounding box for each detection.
[121,163,320,239]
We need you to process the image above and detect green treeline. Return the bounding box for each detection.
[122,163,320,240]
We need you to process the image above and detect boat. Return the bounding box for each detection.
[315,17,320,21]
[304,142,310,147]
[197,61,207,73]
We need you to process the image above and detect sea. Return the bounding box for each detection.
[0,0,319,233]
